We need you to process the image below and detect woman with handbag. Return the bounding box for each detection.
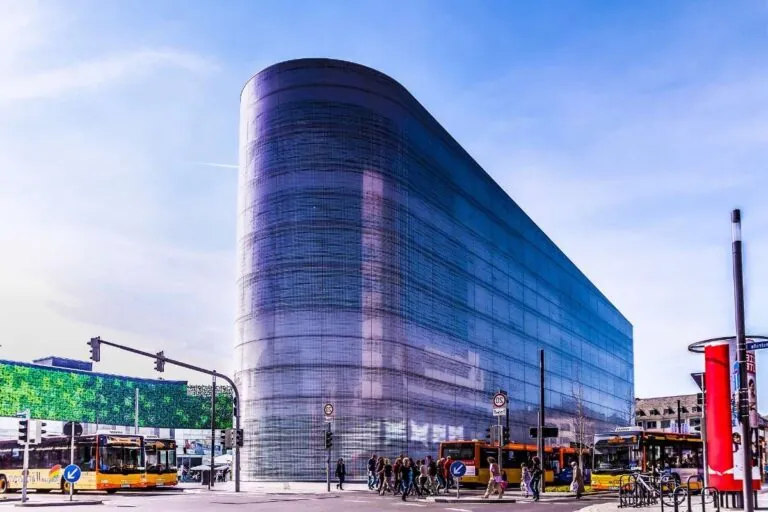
[570,461,584,499]
[482,457,503,499]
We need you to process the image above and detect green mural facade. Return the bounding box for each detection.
[0,361,233,429]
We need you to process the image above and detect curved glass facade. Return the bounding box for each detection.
[235,59,633,480]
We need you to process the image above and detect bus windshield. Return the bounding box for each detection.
[98,436,144,474]
[593,434,641,473]
[440,443,475,461]
[146,442,177,474]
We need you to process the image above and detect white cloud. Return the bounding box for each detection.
[0,49,216,101]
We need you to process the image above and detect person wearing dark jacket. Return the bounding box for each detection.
[335,458,346,490]
[530,456,542,502]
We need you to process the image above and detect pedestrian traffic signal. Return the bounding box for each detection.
[235,429,244,447]
[485,427,492,442]
[324,430,333,449]
[18,419,29,445]
[154,351,165,372]
[88,336,101,362]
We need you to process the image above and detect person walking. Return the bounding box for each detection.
[393,457,403,495]
[521,462,532,498]
[482,456,502,499]
[335,458,346,490]
[399,458,412,501]
[436,458,446,493]
[410,458,422,498]
[530,456,542,502]
[367,454,377,490]
[379,458,393,495]
[570,461,584,499]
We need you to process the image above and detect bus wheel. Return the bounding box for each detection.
[37,489,52,494]
[0,476,8,494]
[105,489,118,494]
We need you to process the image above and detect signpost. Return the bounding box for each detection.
[323,404,334,492]
[18,410,30,503]
[492,392,507,471]
[450,460,466,498]
[746,340,768,352]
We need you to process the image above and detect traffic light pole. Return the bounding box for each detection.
[21,410,30,503]
[89,337,242,492]
[497,416,502,472]
[210,374,216,490]
[69,424,75,500]
[538,349,545,495]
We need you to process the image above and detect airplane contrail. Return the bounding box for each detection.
[191,162,239,169]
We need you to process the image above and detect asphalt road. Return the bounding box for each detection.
[0,490,612,511]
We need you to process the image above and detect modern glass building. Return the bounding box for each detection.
[235,58,633,480]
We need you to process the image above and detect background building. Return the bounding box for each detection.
[235,58,634,480]
[634,394,702,433]
[0,356,232,440]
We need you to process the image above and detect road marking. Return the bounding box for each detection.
[445,508,473,512]
[345,499,372,503]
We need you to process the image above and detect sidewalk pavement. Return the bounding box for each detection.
[576,494,768,512]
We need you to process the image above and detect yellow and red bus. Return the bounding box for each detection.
[0,433,145,494]
[438,440,555,487]
[592,428,703,490]
[143,438,178,488]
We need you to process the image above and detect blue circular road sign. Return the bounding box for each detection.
[62,464,81,483]
[450,461,467,477]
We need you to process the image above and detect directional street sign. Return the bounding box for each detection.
[450,461,467,478]
[63,464,81,484]
[746,340,768,351]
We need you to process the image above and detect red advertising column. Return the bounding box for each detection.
[705,342,738,491]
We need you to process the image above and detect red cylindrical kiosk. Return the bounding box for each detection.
[705,342,738,491]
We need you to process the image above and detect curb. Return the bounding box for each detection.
[428,497,517,503]
[15,500,103,507]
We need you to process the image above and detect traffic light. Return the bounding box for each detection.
[31,421,47,445]
[502,426,510,445]
[324,430,333,449]
[220,429,232,449]
[88,337,101,362]
[485,427,492,443]
[697,392,704,406]
[18,419,29,445]
[154,351,165,372]
[235,429,244,447]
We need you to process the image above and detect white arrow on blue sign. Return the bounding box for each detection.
[450,461,467,477]
[63,464,81,483]
[746,341,768,351]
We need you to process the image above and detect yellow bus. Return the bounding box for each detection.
[592,428,703,491]
[0,433,145,494]
[438,440,555,487]
[144,438,178,488]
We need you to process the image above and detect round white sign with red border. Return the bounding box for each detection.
[493,393,507,408]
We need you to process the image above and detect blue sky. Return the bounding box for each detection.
[1,0,767,403]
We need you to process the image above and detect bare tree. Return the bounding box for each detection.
[571,378,591,469]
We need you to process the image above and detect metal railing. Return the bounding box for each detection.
[618,472,720,511]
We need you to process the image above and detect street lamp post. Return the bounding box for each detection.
[731,209,754,512]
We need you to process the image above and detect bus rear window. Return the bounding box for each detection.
[441,444,475,461]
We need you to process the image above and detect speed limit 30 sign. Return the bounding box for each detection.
[493,392,507,415]
[323,403,334,423]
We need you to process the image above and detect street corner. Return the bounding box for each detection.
[14,499,104,508]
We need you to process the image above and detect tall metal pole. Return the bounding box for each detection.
[210,374,216,489]
[134,388,139,435]
[701,381,709,489]
[732,208,754,512]
[21,410,30,503]
[497,415,503,471]
[327,423,331,492]
[677,399,682,433]
[538,349,545,494]
[69,424,75,501]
